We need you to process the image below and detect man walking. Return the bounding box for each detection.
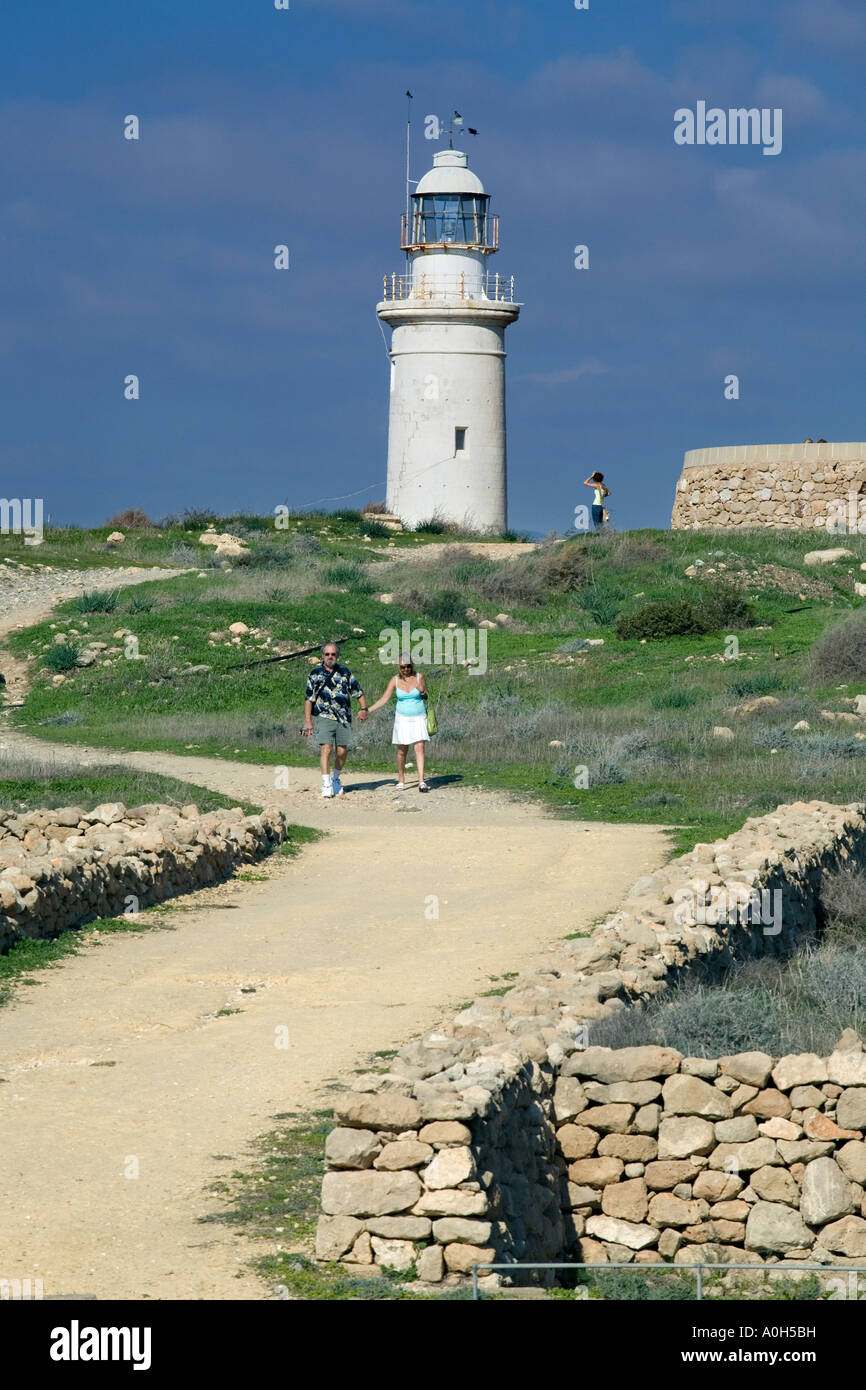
[303,641,368,797]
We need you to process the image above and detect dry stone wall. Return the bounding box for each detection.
[670,443,866,530]
[0,801,290,953]
[317,800,866,1284]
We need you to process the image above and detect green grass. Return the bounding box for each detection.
[8,523,866,852]
[0,762,261,815]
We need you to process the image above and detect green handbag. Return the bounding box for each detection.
[425,699,438,736]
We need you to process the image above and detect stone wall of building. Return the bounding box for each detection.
[316,800,866,1284]
[0,801,290,953]
[670,443,866,530]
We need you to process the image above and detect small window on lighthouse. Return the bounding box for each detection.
[455,427,468,456]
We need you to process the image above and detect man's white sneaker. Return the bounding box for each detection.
[321,778,334,798]
[332,773,344,796]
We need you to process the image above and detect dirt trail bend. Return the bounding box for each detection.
[0,587,670,1301]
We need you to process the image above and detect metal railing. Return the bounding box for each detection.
[470,1260,866,1300]
[380,270,517,304]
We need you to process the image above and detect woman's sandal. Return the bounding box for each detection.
[394,782,406,792]
[418,782,429,793]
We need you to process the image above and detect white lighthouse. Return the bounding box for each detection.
[378,147,520,533]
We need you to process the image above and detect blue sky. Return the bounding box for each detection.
[1,0,864,533]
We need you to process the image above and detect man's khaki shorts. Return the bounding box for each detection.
[314,716,354,750]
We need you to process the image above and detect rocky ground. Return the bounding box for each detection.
[0,562,188,705]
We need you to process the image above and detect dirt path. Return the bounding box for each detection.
[0,587,670,1301]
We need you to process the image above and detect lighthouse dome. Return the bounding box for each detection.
[415,150,486,196]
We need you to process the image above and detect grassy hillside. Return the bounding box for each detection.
[7,519,866,851]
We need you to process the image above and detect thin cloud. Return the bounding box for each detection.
[520,361,610,387]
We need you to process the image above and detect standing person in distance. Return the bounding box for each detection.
[302,641,368,797]
[584,471,611,531]
[367,654,430,792]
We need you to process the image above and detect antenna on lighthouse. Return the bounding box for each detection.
[405,91,413,241]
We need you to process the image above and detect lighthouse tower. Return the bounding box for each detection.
[378,148,520,533]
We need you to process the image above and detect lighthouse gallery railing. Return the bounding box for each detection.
[380,271,517,303]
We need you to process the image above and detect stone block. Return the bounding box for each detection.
[418,1121,472,1147]
[745,1202,812,1254]
[719,1052,774,1088]
[585,1215,658,1251]
[579,1102,634,1133]
[800,1157,855,1226]
[423,1146,476,1189]
[432,1217,493,1245]
[742,1089,791,1120]
[565,1046,681,1083]
[333,1093,423,1132]
[556,1125,599,1159]
[443,1243,497,1274]
[322,1170,422,1217]
[315,1214,363,1260]
[567,1157,624,1187]
[836,1088,866,1131]
[414,1189,489,1218]
[771,1055,828,1091]
[597,1134,658,1162]
[749,1165,799,1206]
[658,1116,716,1159]
[373,1140,433,1170]
[601,1178,648,1223]
[662,1074,732,1120]
[645,1160,701,1190]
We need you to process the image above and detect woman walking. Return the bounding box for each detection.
[584,471,611,531]
[368,655,431,792]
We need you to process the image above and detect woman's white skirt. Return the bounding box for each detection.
[392,712,429,745]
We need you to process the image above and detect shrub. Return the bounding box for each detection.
[362,519,391,539]
[615,599,710,640]
[325,560,373,594]
[391,584,427,615]
[820,867,866,946]
[288,533,323,556]
[169,542,196,565]
[474,561,546,608]
[799,732,866,760]
[182,507,219,527]
[44,643,79,672]
[39,709,85,726]
[423,588,470,625]
[75,590,119,613]
[650,688,699,710]
[333,509,364,524]
[362,501,388,515]
[753,725,794,750]
[124,593,155,613]
[539,543,590,593]
[730,671,785,698]
[695,583,755,630]
[581,583,626,626]
[105,508,154,529]
[248,541,297,569]
[414,515,447,535]
[500,528,531,543]
[811,615,866,682]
